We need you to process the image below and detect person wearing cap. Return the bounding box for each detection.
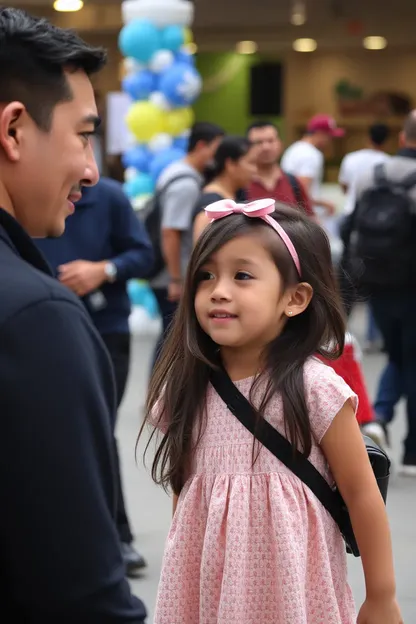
[281,114,345,217]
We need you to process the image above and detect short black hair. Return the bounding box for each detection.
[188,121,225,153]
[205,135,252,184]
[369,123,389,146]
[246,120,279,136]
[0,7,106,131]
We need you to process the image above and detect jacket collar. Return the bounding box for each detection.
[397,147,416,159]
[0,207,53,275]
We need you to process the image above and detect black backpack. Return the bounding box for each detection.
[349,162,416,288]
[138,173,199,280]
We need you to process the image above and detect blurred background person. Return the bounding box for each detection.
[193,135,257,240]
[35,176,153,577]
[281,114,343,220]
[246,121,313,216]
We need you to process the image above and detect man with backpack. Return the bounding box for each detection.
[149,121,224,361]
[245,121,313,216]
[343,111,416,475]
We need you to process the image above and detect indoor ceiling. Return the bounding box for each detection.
[5,0,416,50]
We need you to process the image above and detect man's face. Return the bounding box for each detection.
[248,125,282,167]
[314,131,333,152]
[200,136,223,169]
[0,70,100,237]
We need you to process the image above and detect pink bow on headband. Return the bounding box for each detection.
[204,198,301,275]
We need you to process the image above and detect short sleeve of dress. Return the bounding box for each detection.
[304,358,358,444]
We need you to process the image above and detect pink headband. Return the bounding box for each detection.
[204,198,301,276]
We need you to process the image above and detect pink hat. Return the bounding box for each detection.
[307,114,345,137]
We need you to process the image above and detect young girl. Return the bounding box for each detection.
[142,199,402,624]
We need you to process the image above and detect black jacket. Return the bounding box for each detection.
[0,208,146,623]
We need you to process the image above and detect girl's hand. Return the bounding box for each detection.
[357,597,403,623]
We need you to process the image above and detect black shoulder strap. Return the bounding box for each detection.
[284,172,303,207]
[400,168,416,191]
[374,162,389,188]
[210,368,344,527]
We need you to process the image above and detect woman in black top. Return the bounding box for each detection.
[193,136,257,241]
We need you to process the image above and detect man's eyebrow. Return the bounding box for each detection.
[81,114,101,130]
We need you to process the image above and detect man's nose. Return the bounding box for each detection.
[82,142,100,187]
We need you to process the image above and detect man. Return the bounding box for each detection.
[246,121,313,216]
[35,177,153,577]
[0,8,146,622]
[281,114,344,216]
[345,111,416,475]
[150,121,224,360]
[339,123,390,351]
[339,123,390,216]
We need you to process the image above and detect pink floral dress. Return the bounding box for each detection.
[152,358,358,624]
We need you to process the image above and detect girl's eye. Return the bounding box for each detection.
[235,271,253,280]
[80,132,94,142]
[198,270,214,281]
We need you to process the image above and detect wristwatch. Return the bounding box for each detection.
[104,261,118,283]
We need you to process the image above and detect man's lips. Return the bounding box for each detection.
[68,191,82,203]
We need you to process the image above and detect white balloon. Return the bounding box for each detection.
[149,49,174,74]
[122,0,194,28]
[148,133,173,154]
[124,166,138,182]
[123,57,144,75]
[149,91,171,111]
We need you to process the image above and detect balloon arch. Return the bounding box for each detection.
[118,0,201,207]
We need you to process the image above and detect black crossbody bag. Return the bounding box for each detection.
[210,368,391,558]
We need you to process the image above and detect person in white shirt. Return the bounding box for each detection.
[281,114,345,217]
[338,123,390,352]
[339,123,390,215]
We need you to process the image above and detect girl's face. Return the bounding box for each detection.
[195,234,290,359]
[227,148,257,188]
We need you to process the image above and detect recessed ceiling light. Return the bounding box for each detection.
[290,0,306,25]
[363,36,387,50]
[236,41,258,55]
[53,0,83,11]
[293,38,317,52]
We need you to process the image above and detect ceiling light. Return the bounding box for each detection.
[290,0,306,25]
[53,0,84,11]
[363,36,387,50]
[293,38,317,52]
[236,41,258,55]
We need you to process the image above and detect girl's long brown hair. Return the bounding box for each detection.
[140,205,346,495]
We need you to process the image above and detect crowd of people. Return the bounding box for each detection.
[0,5,411,624]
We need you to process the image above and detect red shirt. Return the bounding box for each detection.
[248,173,314,217]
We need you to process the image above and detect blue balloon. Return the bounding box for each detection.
[161,25,185,52]
[119,19,161,63]
[122,70,156,101]
[123,173,155,199]
[150,148,185,182]
[173,135,189,152]
[159,62,202,107]
[122,146,151,173]
[175,50,196,66]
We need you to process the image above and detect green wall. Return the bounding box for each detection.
[194,53,283,136]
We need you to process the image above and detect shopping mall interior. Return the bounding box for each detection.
[10,0,416,180]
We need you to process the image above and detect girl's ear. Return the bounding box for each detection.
[285,282,313,318]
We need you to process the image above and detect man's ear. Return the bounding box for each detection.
[0,102,26,162]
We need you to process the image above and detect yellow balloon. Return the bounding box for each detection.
[126,102,167,143]
[184,27,193,45]
[165,107,195,137]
